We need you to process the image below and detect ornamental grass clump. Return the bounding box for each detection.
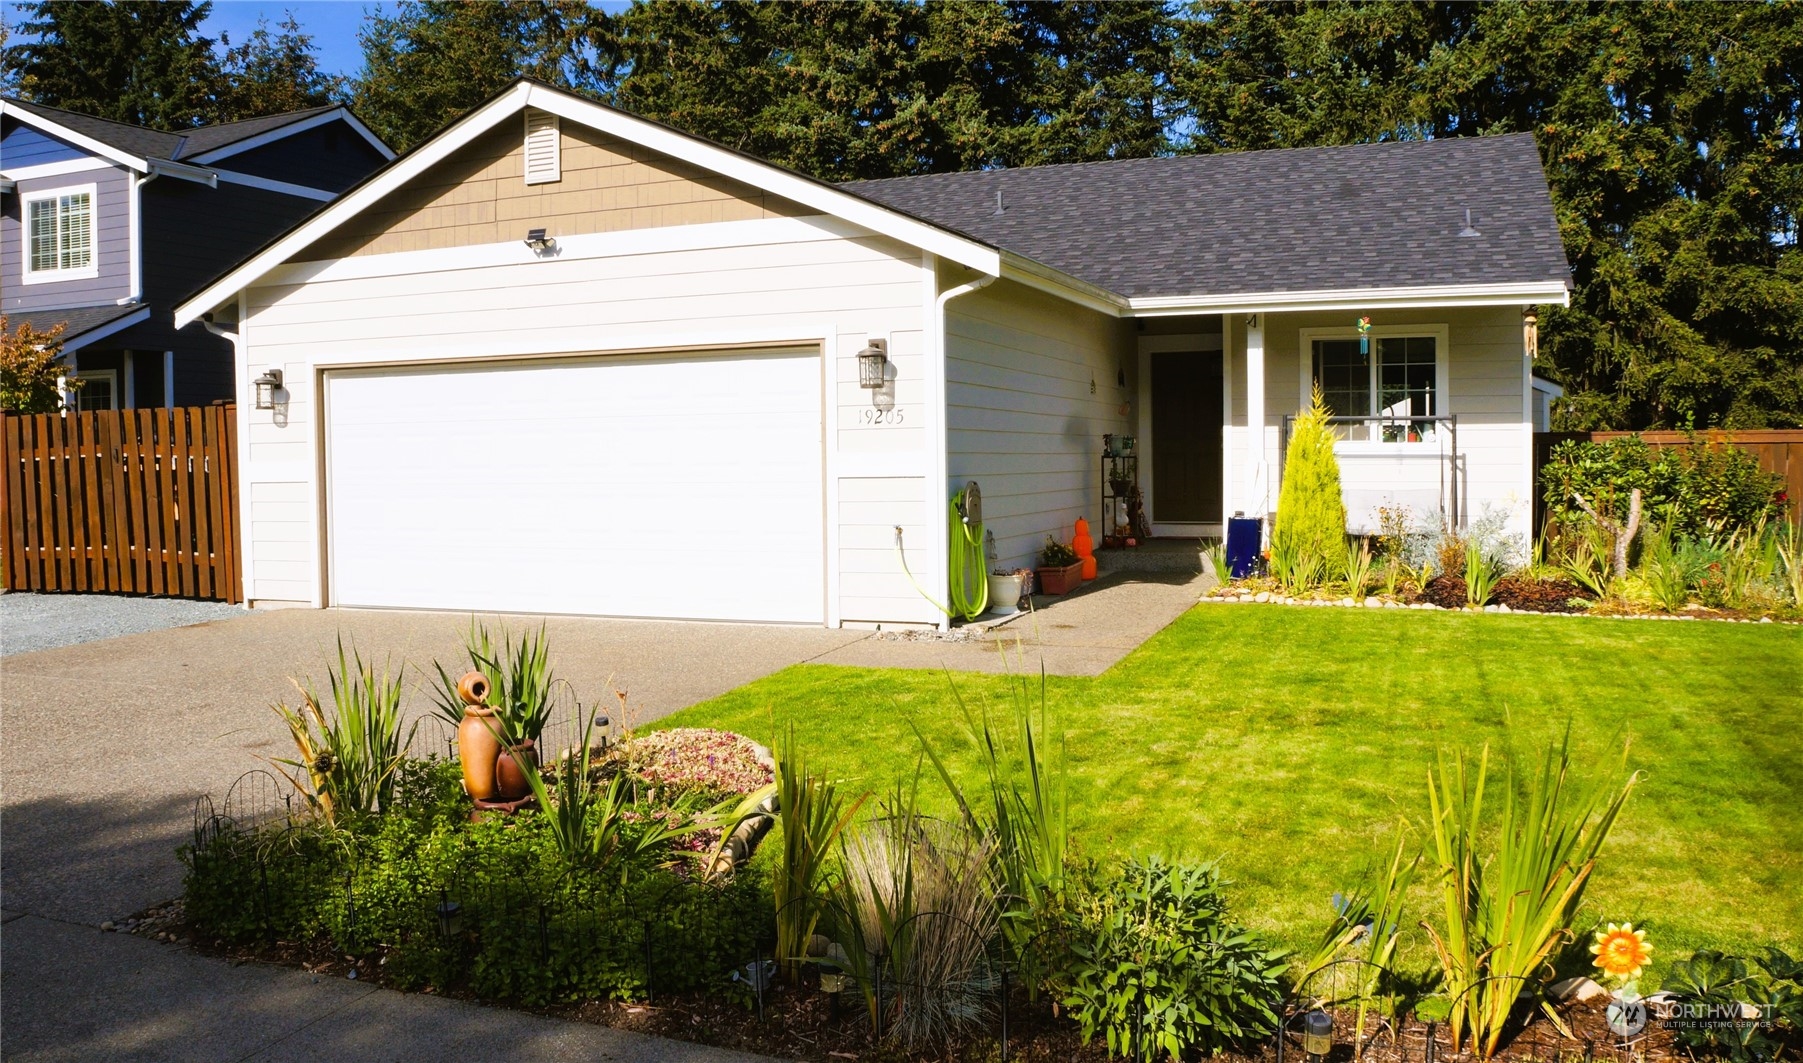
[270,638,417,826]
[1424,730,1639,1060]
[772,729,866,981]
[1273,388,1347,592]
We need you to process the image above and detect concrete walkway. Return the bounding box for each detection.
[0,574,1207,1061]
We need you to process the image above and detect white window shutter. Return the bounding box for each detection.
[523,112,560,186]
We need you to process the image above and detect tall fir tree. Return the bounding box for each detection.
[214,13,342,120]
[3,0,219,129]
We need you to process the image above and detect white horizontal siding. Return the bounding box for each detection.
[1247,306,1532,539]
[238,220,932,623]
[945,278,1133,572]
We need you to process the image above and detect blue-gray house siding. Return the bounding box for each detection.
[0,120,88,166]
[0,161,134,315]
[217,123,391,194]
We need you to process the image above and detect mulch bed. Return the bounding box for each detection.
[131,899,1702,1063]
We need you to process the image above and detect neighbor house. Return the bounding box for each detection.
[176,79,1569,627]
[1,97,394,408]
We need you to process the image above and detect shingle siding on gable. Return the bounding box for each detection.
[218,122,391,194]
[1,164,133,314]
[2,118,89,166]
[304,118,815,261]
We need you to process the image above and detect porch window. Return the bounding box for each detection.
[22,185,96,281]
[72,370,117,412]
[1310,334,1439,442]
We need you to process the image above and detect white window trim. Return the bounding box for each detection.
[1297,323,1450,452]
[20,182,100,284]
[71,368,119,411]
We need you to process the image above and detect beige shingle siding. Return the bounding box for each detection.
[309,121,812,260]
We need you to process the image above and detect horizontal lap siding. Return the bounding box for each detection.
[240,224,930,620]
[1256,306,1531,538]
[946,279,1133,572]
[1,165,133,314]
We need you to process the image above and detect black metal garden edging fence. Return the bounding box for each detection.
[187,770,1664,1063]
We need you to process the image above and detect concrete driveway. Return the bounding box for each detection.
[0,606,862,1062]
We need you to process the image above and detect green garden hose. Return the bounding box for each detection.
[947,489,989,621]
[892,488,990,623]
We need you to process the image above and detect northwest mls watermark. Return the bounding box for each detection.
[1607,996,1768,1037]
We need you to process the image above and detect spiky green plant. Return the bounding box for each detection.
[915,663,1069,990]
[1297,829,1419,1057]
[1272,387,1347,592]
[1464,545,1502,607]
[1423,732,1639,1060]
[772,728,868,981]
[430,621,556,743]
[1343,537,1375,598]
[1204,541,1234,583]
[270,639,416,826]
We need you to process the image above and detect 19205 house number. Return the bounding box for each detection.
[857,408,905,425]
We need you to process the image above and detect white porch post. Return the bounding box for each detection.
[1243,314,1267,520]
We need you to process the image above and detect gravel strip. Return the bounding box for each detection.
[0,592,246,656]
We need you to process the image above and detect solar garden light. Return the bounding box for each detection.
[1304,1009,1333,1060]
[593,714,611,753]
[857,338,889,389]
[253,368,282,410]
[435,897,461,941]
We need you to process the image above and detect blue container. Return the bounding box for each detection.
[1226,516,1262,579]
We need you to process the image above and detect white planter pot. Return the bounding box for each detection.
[987,573,1022,615]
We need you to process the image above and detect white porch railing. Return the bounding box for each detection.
[1280,414,1461,534]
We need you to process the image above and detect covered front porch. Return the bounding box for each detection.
[1120,301,1535,545]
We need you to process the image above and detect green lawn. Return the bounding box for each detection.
[658,606,1802,976]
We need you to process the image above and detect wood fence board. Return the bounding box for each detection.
[2,407,241,602]
[1535,429,1803,528]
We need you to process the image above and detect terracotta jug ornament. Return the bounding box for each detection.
[493,740,539,802]
[454,671,502,801]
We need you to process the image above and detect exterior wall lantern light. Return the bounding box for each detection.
[524,228,556,253]
[857,338,889,389]
[253,368,283,410]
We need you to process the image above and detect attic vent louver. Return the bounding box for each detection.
[524,111,560,186]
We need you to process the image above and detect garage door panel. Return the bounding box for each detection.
[326,349,824,622]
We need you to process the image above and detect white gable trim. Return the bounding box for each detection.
[213,168,336,201]
[519,86,1001,275]
[0,100,149,172]
[185,107,396,165]
[54,307,151,354]
[176,81,1004,327]
[0,157,118,181]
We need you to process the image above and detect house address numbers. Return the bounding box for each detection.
[856,408,906,426]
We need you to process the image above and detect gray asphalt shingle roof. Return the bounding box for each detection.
[845,133,1569,300]
[2,97,340,163]
[5,303,141,341]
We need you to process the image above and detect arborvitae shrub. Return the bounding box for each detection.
[1272,388,1347,583]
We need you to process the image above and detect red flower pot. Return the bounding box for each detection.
[1036,562,1084,595]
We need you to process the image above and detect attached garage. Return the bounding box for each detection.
[323,347,825,622]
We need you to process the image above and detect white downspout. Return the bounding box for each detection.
[928,263,996,630]
[122,172,154,306]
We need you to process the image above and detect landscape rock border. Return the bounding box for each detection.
[1200,589,1791,623]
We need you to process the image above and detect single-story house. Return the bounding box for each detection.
[176,79,1569,628]
[2,96,393,407]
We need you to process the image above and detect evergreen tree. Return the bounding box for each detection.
[214,13,342,120]
[3,0,219,129]
[350,0,596,152]
[1271,388,1347,585]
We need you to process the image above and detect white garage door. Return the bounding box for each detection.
[324,348,824,622]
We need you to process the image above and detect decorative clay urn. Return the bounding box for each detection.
[454,671,501,801]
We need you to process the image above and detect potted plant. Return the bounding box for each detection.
[987,568,1024,616]
[1037,538,1084,595]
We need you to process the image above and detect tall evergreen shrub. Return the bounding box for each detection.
[1273,388,1347,583]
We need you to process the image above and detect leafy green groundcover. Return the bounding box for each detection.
[183,759,771,1006]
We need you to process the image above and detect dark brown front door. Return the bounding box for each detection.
[1150,351,1223,524]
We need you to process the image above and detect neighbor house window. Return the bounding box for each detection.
[1306,329,1445,442]
[72,369,117,412]
[22,184,97,282]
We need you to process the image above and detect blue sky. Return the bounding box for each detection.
[5,1,632,80]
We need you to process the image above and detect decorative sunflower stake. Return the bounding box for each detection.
[1591,922,1653,993]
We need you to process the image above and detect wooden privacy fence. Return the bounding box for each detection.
[1,406,242,602]
[1533,428,1803,531]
